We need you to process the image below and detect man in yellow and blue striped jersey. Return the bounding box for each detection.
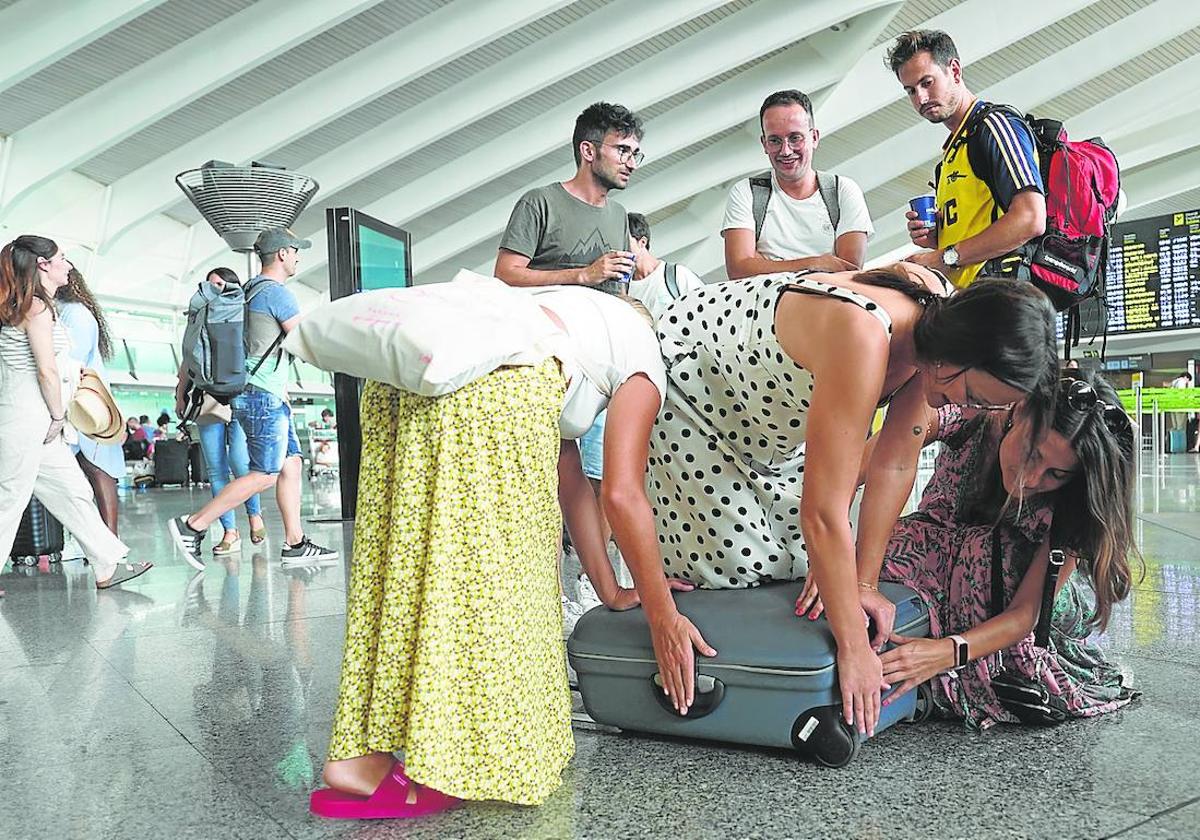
[886,30,1046,289]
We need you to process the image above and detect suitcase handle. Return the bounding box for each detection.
[650,672,725,719]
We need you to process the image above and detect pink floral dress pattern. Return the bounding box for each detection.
[883,406,1136,728]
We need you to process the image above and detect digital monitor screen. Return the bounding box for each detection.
[1100,208,1200,335]
[357,222,411,291]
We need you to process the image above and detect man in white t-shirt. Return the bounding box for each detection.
[722,90,874,279]
[626,211,705,319]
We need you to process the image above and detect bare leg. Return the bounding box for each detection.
[588,477,612,547]
[76,453,119,536]
[322,753,397,797]
[189,472,276,531]
[275,453,305,545]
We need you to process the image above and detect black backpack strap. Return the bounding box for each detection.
[248,329,287,377]
[815,171,841,232]
[749,173,772,243]
[1034,549,1066,648]
[243,277,287,373]
[664,262,680,299]
[991,528,1006,615]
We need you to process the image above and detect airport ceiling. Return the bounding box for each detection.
[0,0,1195,315]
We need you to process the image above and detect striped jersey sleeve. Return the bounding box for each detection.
[977,108,1044,211]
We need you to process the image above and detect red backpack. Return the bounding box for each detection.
[968,106,1121,353]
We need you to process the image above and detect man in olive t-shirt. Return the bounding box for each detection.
[495,101,645,287]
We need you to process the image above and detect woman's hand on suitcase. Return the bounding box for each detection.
[879,634,954,704]
[795,576,823,619]
[838,645,888,737]
[859,589,896,651]
[649,611,717,716]
[603,579,694,611]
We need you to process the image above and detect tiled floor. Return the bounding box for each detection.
[2,459,1198,840]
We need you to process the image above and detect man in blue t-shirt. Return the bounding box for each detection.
[169,228,337,568]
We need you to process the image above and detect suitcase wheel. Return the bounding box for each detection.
[791,706,860,768]
[910,682,934,723]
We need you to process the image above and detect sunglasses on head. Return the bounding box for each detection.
[1060,378,1134,447]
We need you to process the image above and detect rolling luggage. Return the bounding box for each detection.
[154,439,191,486]
[11,496,65,565]
[1167,428,1186,453]
[188,442,208,484]
[568,580,932,768]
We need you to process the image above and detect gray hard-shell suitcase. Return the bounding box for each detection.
[567,580,932,767]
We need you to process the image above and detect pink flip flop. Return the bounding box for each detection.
[309,764,460,820]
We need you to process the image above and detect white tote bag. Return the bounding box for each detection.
[284,271,566,396]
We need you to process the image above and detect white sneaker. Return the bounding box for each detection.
[562,594,586,639]
[576,574,603,612]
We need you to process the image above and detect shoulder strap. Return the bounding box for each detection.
[1034,549,1066,648]
[814,171,840,231]
[664,262,679,299]
[749,173,772,243]
[991,527,1006,615]
[243,277,287,373]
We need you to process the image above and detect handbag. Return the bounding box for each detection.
[989,537,1069,725]
[284,270,567,396]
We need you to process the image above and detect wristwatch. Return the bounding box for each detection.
[942,245,960,267]
[948,634,969,670]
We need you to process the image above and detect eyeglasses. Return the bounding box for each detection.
[1061,378,1134,445]
[764,133,811,151]
[600,142,644,165]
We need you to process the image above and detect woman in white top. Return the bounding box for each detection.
[0,235,151,590]
[56,267,125,534]
[313,286,684,820]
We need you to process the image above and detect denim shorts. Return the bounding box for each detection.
[578,409,606,480]
[230,386,301,475]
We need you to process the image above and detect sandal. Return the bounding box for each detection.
[250,528,267,544]
[310,763,459,820]
[96,561,153,590]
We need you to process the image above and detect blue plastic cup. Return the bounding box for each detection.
[909,194,937,228]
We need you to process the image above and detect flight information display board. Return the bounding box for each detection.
[1101,208,1200,334]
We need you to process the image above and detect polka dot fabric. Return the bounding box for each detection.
[326,362,573,805]
[648,273,892,588]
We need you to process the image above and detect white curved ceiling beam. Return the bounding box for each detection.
[185,0,732,276]
[668,0,1200,278]
[0,0,168,95]
[0,0,384,213]
[567,0,1099,275]
[96,0,574,251]
[374,0,901,282]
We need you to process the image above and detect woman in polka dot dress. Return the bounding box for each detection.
[634,264,1059,736]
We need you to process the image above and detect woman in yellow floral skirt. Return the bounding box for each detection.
[311,288,674,819]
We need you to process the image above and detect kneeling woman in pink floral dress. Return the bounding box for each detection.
[869,370,1139,728]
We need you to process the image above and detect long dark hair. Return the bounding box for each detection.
[56,266,114,361]
[856,268,1059,443]
[1045,372,1140,630]
[0,235,58,326]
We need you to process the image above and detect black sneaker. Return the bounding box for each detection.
[168,515,206,571]
[280,536,338,567]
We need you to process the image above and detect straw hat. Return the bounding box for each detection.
[67,370,126,443]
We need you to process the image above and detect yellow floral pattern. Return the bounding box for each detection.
[327,362,573,805]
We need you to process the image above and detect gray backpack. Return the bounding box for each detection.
[749,170,841,242]
[180,277,285,408]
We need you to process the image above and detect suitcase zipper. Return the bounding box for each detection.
[571,612,929,677]
[569,651,831,677]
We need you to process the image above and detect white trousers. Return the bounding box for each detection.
[0,367,128,581]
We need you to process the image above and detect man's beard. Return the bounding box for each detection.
[595,167,625,191]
